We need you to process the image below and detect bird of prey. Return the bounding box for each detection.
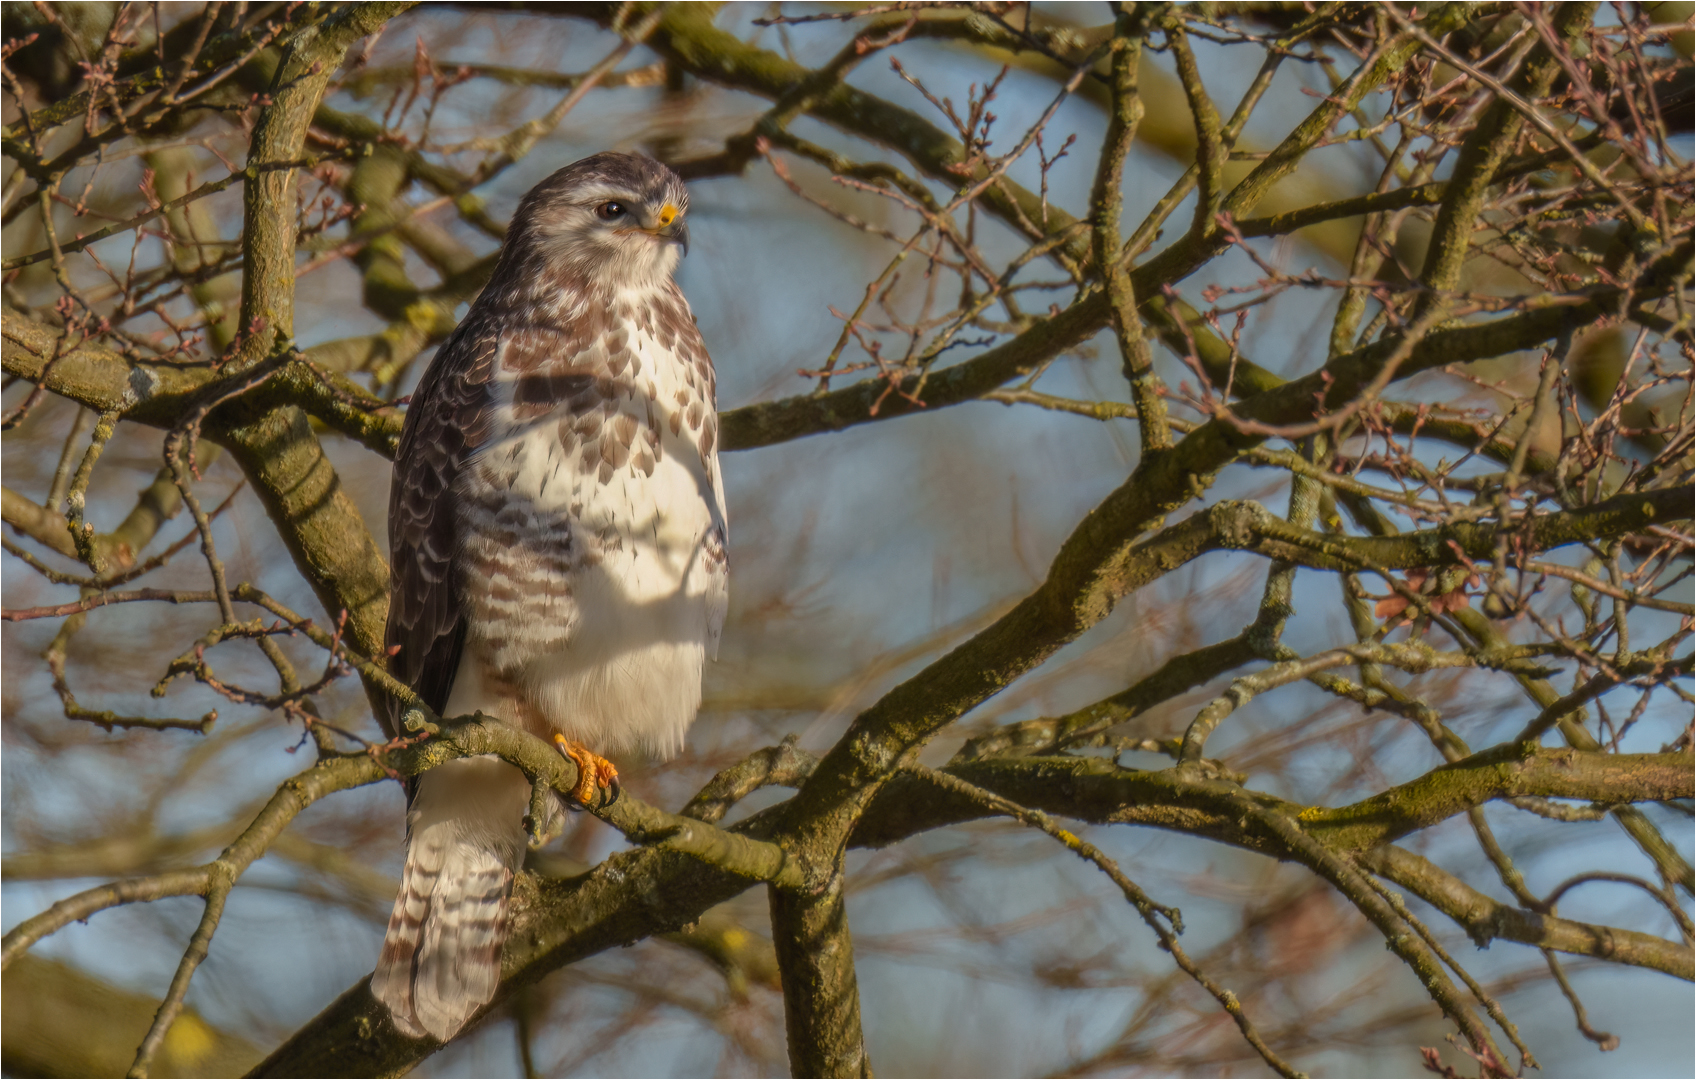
[372,153,727,1042]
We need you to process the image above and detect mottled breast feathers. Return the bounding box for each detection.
[381,274,723,744]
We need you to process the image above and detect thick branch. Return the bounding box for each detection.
[2,306,404,457]
[768,867,871,1079]
[234,3,419,366]
[1361,845,1691,980]
[253,744,1691,1076]
[1416,3,1597,310]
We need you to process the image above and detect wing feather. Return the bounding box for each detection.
[382,322,500,743]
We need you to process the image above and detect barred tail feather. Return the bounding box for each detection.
[413,845,512,1039]
[371,842,437,1038]
[373,756,530,1041]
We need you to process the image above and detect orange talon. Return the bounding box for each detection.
[553,734,620,807]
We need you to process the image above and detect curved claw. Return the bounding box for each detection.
[552,734,620,808]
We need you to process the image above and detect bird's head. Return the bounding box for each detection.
[510,152,690,291]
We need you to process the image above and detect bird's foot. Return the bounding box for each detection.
[553,735,621,807]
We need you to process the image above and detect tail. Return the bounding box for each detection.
[373,756,530,1041]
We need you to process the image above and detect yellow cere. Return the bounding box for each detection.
[657,203,679,227]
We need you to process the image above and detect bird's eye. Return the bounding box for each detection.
[595,201,627,220]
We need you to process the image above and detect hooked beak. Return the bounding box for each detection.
[640,201,688,255]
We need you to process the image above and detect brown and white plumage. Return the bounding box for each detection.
[373,153,726,1041]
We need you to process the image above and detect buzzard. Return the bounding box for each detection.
[372,153,728,1041]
